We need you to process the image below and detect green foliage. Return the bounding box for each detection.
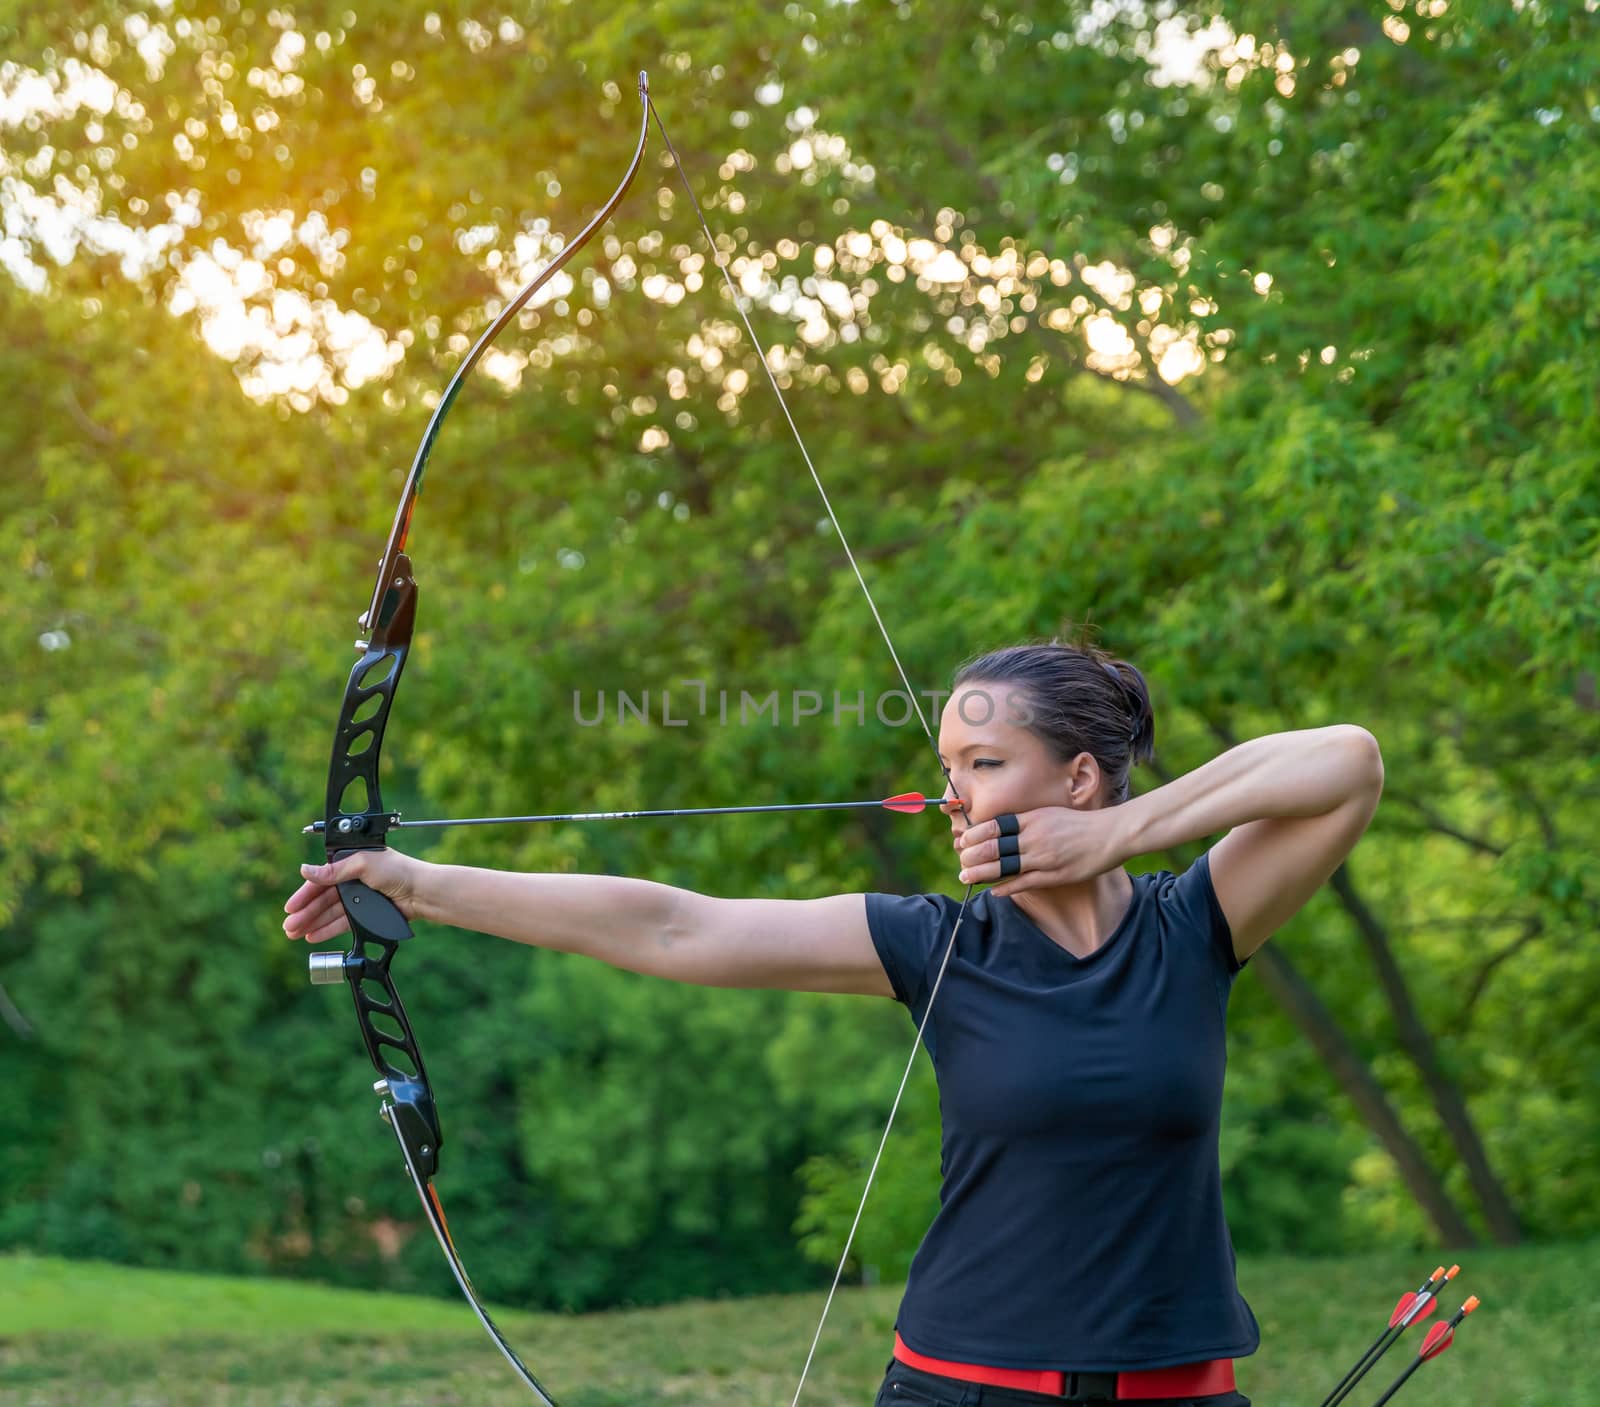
[0,0,1594,1314]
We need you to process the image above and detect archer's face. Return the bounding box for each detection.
[938,683,1083,835]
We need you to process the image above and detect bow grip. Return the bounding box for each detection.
[334,873,413,945]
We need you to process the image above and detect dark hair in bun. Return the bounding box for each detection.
[951,637,1153,804]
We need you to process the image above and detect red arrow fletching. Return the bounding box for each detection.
[882,792,930,813]
[1419,1297,1479,1362]
[1418,1323,1453,1361]
[1397,1292,1440,1328]
[1387,1292,1417,1327]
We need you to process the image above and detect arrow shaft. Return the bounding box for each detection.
[396,798,915,826]
[1324,1324,1406,1407]
[1319,1326,1398,1407]
[305,794,938,834]
[1367,1354,1426,1407]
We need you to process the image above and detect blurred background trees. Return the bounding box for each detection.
[1,0,1594,1310]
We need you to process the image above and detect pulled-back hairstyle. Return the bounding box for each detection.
[951,639,1154,805]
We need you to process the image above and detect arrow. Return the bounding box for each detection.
[1319,1265,1458,1407]
[1366,1296,1480,1407]
[305,791,951,834]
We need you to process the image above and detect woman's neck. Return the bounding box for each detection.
[1010,868,1135,958]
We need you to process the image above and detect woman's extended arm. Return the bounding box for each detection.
[284,853,892,997]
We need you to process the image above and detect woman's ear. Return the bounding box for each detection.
[1063,750,1104,807]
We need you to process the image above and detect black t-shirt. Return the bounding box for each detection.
[864,852,1260,1372]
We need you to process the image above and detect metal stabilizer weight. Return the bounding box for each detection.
[308,951,355,985]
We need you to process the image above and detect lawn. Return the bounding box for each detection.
[0,1240,1592,1406]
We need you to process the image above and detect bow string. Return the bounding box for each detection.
[647,89,978,1407]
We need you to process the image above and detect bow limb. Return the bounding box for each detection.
[309,74,652,1404]
[361,72,654,638]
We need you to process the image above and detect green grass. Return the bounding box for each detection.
[1,1241,1594,1406]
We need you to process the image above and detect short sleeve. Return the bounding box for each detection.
[864,891,961,1019]
[1167,850,1242,977]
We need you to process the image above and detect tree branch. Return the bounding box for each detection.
[1379,787,1505,857]
[0,981,35,1041]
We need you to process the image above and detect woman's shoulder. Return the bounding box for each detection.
[1137,851,1239,971]
[864,888,969,939]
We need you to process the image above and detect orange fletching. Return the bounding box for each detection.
[882,792,929,813]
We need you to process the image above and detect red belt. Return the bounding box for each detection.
[894,1333,1236,1402]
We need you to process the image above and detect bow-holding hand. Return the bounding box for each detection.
[283,849,425,944]
[955,805,1129,897]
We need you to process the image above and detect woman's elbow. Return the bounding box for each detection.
[1337,725,1385,800]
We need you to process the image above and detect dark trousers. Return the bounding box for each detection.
[874,1358,1251,1407]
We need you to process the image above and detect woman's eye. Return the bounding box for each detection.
[973,758,1003,769]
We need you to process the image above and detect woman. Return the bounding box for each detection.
[284,641,1384,1406]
